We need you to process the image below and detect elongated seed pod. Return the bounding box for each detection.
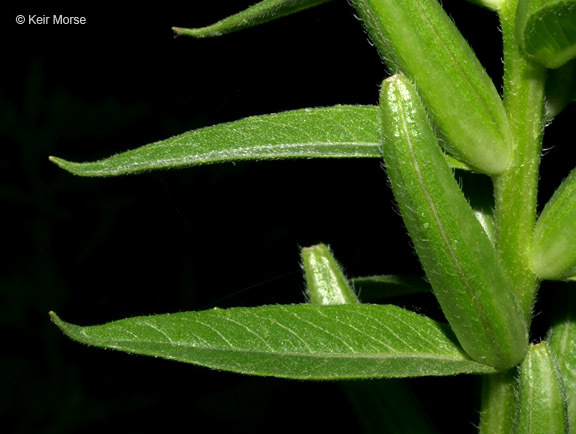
[351,0,513,175]
[302,244,359,305]
[516,0,576,69]
[515,342,569,434]
[380,75,527,369]
[530,167,576,280]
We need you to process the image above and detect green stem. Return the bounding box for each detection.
[479,371,518,434]
[493,0,547,321]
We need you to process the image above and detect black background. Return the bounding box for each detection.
[2,1,575,433]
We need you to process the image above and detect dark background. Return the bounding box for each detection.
[2,1,574,432]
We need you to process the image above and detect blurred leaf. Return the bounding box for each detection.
[516,0,576,68]
[351,275,431,302]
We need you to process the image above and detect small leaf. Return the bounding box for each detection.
[50,305,496,379]
[49,106,381,177]
[173,0,333,38]
[379,74,527,370]
[547,286,576,431]
[351,0,514,175]
[515,342,569,434]
[546,59,576,119]
[516,0,576,69]
[530,166,576,280]
[351,275,431,301]
[301,244,359,305]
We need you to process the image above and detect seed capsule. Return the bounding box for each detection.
[516,342,569,434]
[380,74,527,369]
[530,167,576,280]
[351,0,514,175]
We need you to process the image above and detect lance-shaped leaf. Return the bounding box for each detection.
[379,75,527,370]
[49,106,381,177]
[530,166,576,280]
[547,287,576,431]
[351,0,513,175]
[515,342,569,434]
[516,0,576,69]
[173,0,333,38]
[546,59,576,120]
[50,305,496,379]
[302,244,359,305]
[50,105,469,177]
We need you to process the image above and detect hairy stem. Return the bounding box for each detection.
[479,371,518,434]
[493,0,547,321]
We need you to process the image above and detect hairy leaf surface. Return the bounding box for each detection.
[50,105,467,177]
[173,0,333,38]
[50,305,495,379]
[50,106,380,176]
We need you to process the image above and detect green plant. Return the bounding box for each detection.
[49,0,576,431]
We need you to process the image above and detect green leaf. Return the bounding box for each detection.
[49,106,381,177]
[530,166,576,280]
[50,305,496,380]
[516,0,576,69]
[546,59,576,119]
[301,244,359,305]
[350,275,431,301]
[379,74,528,370]
[173,0,333,38]
[351,0,513,175]
[547,287,576,432]
[49,105,468,177]
[515,342,569,434]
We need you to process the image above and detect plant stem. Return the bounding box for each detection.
[479,371,518,434]
[493,0,547,321]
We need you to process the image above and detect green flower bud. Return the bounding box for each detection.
[380,74,527,369]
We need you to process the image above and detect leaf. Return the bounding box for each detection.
[379,75,528,370]
[350,275,431,301]
[49,106,381,177]
[547,286,576,432]
[530,166,576,280]
[351,0,513,175]
[515,342,569,434]
[301,244,359,305]
[516,0,576,69]
[49,105,468,177]
[50,305,496,380]
[173,0,334,38]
